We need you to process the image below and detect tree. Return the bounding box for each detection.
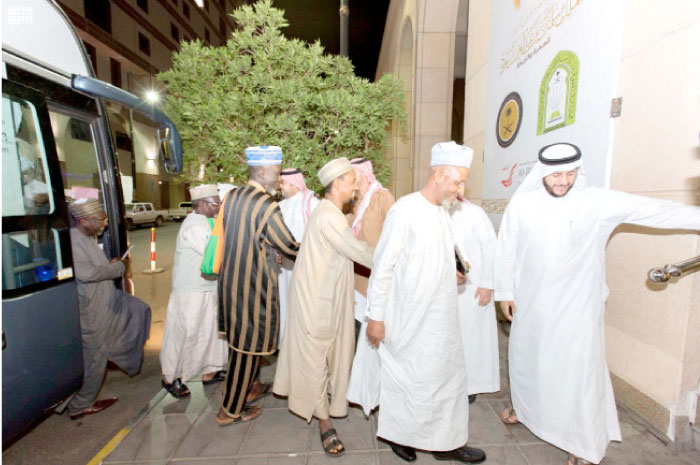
[158,0,406,192]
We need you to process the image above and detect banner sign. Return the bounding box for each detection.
[482,0,624,226]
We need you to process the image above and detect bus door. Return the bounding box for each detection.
[1,80,83,444]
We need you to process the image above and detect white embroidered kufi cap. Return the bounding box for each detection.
[318,157,353,187]
[189,184,219,201]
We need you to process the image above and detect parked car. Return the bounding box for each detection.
[124,203,169,229]
[168,202,193,222]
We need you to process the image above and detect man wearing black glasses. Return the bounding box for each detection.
[160,184,229,398]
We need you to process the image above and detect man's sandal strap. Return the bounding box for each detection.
[320,428,338,442]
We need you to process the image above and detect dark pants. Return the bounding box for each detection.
[221,350,261,417]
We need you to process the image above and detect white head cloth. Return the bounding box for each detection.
[318,157,353,186]
[281,168,310,193]
[430,141,473,168]
[514,142,587,195]
[189,184,219,201]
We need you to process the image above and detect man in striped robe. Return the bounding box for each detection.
[214,145,299,426]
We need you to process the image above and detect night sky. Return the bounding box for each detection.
[270,0,391,81]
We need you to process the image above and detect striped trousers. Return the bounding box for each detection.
[221,350,261,417]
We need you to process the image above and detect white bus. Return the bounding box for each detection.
[2,0,183,445]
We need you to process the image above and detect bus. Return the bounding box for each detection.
[2,0,183,445]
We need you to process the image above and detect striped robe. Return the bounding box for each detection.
[217,180,299,355]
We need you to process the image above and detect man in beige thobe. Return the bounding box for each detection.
[274,157,374,457]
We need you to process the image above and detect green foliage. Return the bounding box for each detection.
[158,0,406,192]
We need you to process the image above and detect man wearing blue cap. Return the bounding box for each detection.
[213,145,299,426]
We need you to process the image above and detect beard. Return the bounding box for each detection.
[341,197,355,215]
[441,198,456,210]
[542,179,574,197]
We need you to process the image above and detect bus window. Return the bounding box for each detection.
[2,95,55,216]
[48,110,102,197]
[1,229,62,290]
[2,93,66,291]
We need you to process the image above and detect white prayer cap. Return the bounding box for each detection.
[430,141,473,168]
[318,157,353,187]
[245,145,282,166]
[189,184,219,201]
[514,142,587,195]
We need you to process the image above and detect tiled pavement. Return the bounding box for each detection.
[100,329,700,465]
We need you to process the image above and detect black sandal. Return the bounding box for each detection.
[320,427,345,457]
[162,378,190,398]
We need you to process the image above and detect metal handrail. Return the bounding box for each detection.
[647,255,700,283]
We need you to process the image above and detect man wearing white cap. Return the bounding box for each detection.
[348,158,395,338]
[449,194,499,405]
[495,143,700,465]
[213,146,299,426]
[348,142,486,463]
[277,168,320,342]
[160,184,228,398]
[274,157,374,457]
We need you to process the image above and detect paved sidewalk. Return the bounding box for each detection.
[100,334,700,465]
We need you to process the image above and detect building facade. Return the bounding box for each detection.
[378,0,700,450]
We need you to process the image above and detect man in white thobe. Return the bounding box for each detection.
[495,143,700,465]
[277,168,319,342]
[450,197,500,403]
[160,184,228,398]
[349,142,486,464]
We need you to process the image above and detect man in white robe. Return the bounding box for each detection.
[274,158,374,457]
[450,197,500,403]
[160,184,229,397]
[495,142,700,465]
[277,168,319,342]
[349,142,486,464]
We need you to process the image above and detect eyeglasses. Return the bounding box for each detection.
[204,200,221,207]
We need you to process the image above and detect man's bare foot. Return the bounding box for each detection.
[500,407,518,424]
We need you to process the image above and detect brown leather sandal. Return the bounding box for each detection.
[245,382,273,406]
[320,427,345,457]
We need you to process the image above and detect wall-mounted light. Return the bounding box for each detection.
[145,149,156,160]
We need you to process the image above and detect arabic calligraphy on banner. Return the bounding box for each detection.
[500,0,583,74]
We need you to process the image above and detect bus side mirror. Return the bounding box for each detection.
[71,75,183,174]
[156,122,183,174]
